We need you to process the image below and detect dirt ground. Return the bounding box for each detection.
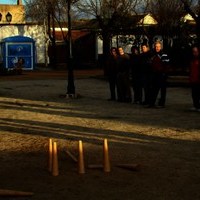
[0,70,200,200]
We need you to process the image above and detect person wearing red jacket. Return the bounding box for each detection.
[189,46,200,111]
[148,41,170,108]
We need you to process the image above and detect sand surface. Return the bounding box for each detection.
[0,74,200,200]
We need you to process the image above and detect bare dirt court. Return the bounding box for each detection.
[0,71,200,200]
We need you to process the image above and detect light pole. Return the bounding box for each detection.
[66,0,75,97]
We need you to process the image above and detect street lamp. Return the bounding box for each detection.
[66,0,75,97]
[0,12,12,23]
[6,12,12,23]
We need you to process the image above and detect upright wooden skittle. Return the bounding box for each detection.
[103,139,111,172]
[48,138,53,172]
[52,141,59,176]
[78,140,85,174]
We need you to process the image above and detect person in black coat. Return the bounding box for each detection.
[117,47,132,103]
[130,45,142,104]
[148,41,170,108]
[105,47,118,101]
[140,44,152,105]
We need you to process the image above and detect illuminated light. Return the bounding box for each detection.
[50,27,68,31]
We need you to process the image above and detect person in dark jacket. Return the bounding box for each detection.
[130,45,142,104]
[189,46,200,111]
[148,41,170,108]
[117,47,132,102]
[106,47,118,101]
[140,44,152,105]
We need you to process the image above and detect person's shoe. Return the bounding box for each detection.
[189,107,197,111]
[132,101,140,105]
[125,98,132,103]
[107,98,115,101]
[157,105,165,109]
[144,105,156,108]
[142,101,148,105]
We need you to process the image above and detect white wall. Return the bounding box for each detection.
[97,35,136,55]
[0,24,47,64]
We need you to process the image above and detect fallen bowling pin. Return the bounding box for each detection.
[116,164,141,171]
[66,150,78,163]
[0,189,34,197]
[87,164,103,169]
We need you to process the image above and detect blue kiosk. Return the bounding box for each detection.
[0,36,36,71]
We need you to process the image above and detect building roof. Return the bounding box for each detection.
[181,14,196,24]
[138,14,158,25]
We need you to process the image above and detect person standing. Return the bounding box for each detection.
[130,46,142,104]
[117,47,132,103]
[149,41,170,108]
[189,46,200,111]
[140,44,152,105]
[105,47,118,101]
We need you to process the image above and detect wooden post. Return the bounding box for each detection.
[52,142,59,176]
[48,138,53,172]
[78,140,85,174]
[103,139,111,172]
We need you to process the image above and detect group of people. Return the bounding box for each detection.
[105,41,200,111]
[105,41,170,108]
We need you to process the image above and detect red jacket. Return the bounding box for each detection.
[151,51,169,73]
[190,58,200,83]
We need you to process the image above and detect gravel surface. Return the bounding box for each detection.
[0,77,200,200]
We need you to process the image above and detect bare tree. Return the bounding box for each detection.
[180,0,200,41]
[25,0,79,67]
[74,0,147,62]
[25,0,79,41]
[148,0,185,37]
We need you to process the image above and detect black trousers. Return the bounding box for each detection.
[108,75,117,100]
[191,83,200,109]
[117,72,132,102]
[149,73,167,106]
[143,74,152,105]
[132,76,143,103]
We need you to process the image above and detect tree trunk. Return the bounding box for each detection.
[51,13,57,69]
[102,31,111,73]
[67,0,75,95]
[47,11,57,69]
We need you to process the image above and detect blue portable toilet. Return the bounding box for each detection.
[1,36,35,70]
